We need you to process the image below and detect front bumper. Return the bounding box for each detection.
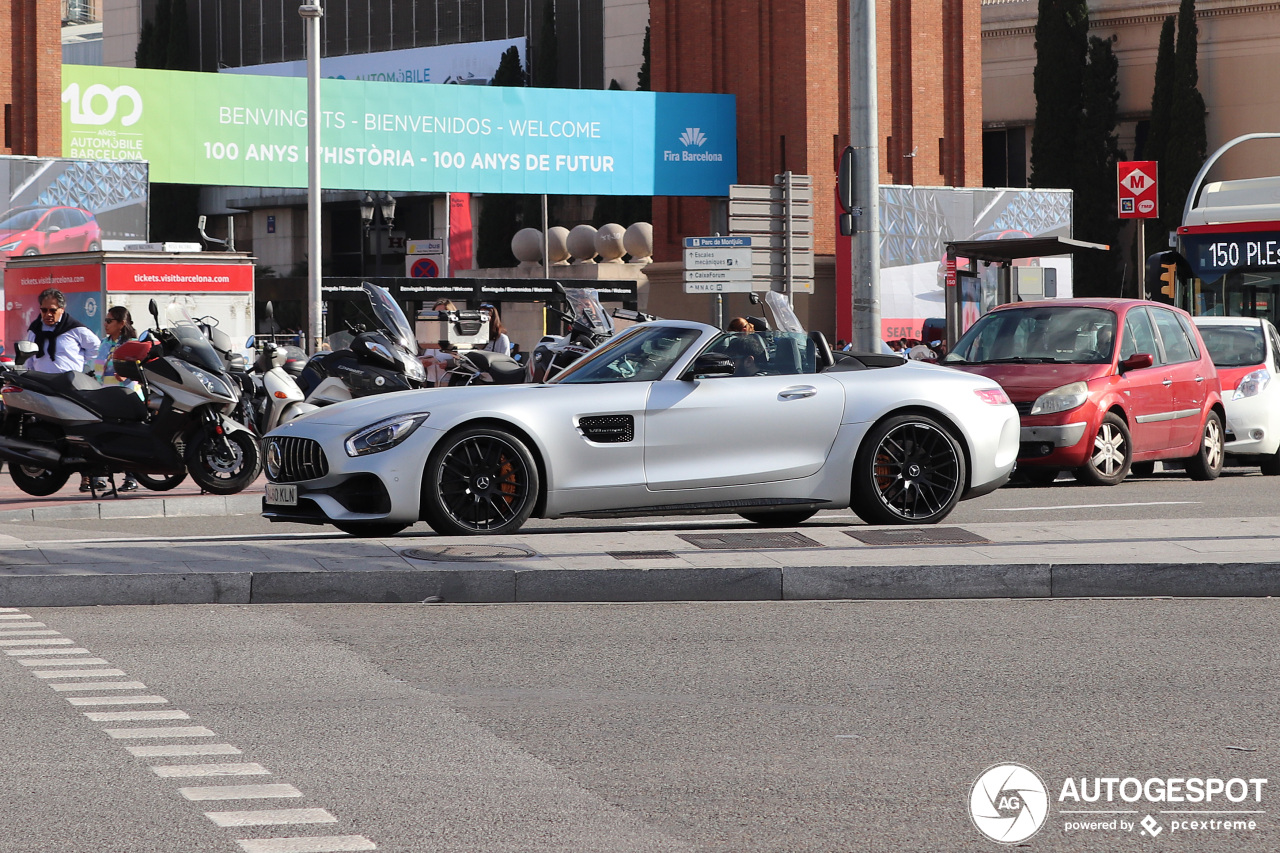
[1017,421,1089,466]
[1222,393,1280,456]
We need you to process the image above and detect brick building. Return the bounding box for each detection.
[3,0,62,156]
[649,0,984,261]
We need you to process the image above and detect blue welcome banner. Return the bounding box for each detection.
[62,66,737,196]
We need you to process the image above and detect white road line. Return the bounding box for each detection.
[0,613,33,619]
[0,638,72,646]
[0,629,60,637]
[0,608,21,612]
[206,808,336,827]
[66,695,168,706]
[6,647,90,656]
[50,681,147,691]
[84,709,190,722]
[236,837,375,853]
[179,784,303,801]
[19,657,109,667]
[35,669,128,678]
[153,763,269,778]
[984,500,1202,512]
[0,624,49,630]
[127,744,242,757]
[105,726,216,739]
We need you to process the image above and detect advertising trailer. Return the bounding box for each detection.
[3,251,255,353]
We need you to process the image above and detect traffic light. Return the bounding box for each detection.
[1159,262,1177,298]
[1145,251,1186,302]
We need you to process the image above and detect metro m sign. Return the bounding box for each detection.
[1118,161,1158,219]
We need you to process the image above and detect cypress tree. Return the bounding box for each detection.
[533,0,559,88]
[1144,15,1176,257]
[1030,0,1089,188]
[1073,36,1122,296]
[1163,0,1207,239]
[152,0,172,69]
[492,46,526,87]
[165,0,192,71]
[637,25,650,91]
[135,18,156,68]
[477,46,533,268]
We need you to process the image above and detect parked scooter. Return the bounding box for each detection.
[246,340,319,433]
[296,281,428,405]
[525,286,620,383]
[0,299,262,497]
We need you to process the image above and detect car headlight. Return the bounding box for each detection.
[1234,368,1271,400]
[1029,381,1089,415]
[344,412,430,457]
[0,241,20,252]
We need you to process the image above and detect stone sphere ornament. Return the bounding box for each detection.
[595,223,626,263]
[623,222,654,263]
[567,224,599,263]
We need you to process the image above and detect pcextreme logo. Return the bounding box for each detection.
[970,762,1269,844]
[62,82,143,126]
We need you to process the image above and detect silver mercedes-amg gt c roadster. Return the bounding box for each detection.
[262,320,1019,536]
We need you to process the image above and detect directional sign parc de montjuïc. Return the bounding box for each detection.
[683,237,755,293]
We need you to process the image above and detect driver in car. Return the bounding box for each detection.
[727,334,767,376]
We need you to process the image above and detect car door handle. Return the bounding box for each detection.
[779,386,817,400]
[1162,378,1173,386]
[1194,375,1205,382]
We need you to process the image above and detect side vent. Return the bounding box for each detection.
[578,415,635,443]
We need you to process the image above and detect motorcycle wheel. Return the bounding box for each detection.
[133,471,188,491]
[185,429,262,495]
[10,463,70,496]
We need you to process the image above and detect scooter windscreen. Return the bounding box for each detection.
[160,301,228,374]
[360,282,418,355]
[564,288,614,336]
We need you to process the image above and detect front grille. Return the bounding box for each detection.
[579,415,635,443]
[1014,401,1035,416]
[268,436,329,482]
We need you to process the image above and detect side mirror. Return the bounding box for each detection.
[264,300,275,322]
[15,340,37,366]
[245,335,256,349]
[1120,353,1154,373]
[685,352,736,379]
[148,299,160,327]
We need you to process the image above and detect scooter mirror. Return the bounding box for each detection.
[14,340,37,366]
[148,299,160,327]
[264,301,275,322]
[245,335,256,349]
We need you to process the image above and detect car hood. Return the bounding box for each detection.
[946,362,1112,400]
[0,229,28,241]
[272,384,552,430]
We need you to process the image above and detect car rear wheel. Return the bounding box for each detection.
[850,414,965,525]
[421,426,539,535]
[1184,410,1224,480]
[738,509,817,527]
[1074,413,1131,486]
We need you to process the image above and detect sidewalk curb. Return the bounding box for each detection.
[4,561,1280,607]
[0,494,261,523]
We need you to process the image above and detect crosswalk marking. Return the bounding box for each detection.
[66,695,168,706]
[0,621,45,628]
[179,784,303,801]
[153,763,269,778]
[206,808,337,827]
[50,681,147,691]
[19,657,109,666]
[236,836,376,853]
[0,638,72,646]
[85,709,190,722]
[0,630,59,636]
[127,744,243,757]
[105,726,216,739]
[5,647,89,655]
[0,613,32,619]
[35,669,128,678]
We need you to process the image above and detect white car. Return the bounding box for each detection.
[1192,315,1280,473]
[261,321,1020,536]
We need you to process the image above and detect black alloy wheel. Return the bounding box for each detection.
[421,426,539,535]
[851,414,966,525]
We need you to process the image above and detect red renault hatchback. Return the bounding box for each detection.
[943,299,1224,485]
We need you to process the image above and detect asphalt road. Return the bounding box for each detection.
[1,464,1275,544]
[2,599,1276,852]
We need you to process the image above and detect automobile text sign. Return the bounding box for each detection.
[61,65,737,197]
[1118,161,1158,219]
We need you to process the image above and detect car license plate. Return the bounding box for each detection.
[265,483,297,506]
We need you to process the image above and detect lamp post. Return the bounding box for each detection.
[299,0,323,355]
[360,191,396,279]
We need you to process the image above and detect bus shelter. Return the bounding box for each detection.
[942,236,1110,345]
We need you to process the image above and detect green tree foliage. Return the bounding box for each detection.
[492,46,526,87]
[1030,0,1089,188]
[637,25,650,91]
[1143,15,1176,258]
[1072,36,1122,295]
[134,19,155,67]
[1162,0,1208,240]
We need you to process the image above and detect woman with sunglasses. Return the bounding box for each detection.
[92,306,141,491]
[480,303,511,356]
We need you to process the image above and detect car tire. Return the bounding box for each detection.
[10,463,70,496]
[421,425,539,536]
[333,521,409,537]
[1020,468,1059,486]
[1073,413,1131,486]
[738,509,817,527]
[88,241,101,252]
[850,413,966,525]
[1129,461,1156,477]
[21,248,38,256]
[1261,452,1280,476]
[1184,410,1225,481]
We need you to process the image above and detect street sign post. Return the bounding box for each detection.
[684,247,753,269]
[1118,161,1158,219]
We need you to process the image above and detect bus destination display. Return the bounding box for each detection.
[1189,233,1280,275]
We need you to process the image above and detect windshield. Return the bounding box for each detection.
[564,288,614,336]
[704,331,818,375]
[168,323,227,374]
[945,306,1117,365]
[1197,324,1267,368]
[0,208,44,231]
[362,282,417,353]
[553,325,702,383]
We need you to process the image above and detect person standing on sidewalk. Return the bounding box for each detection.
[25,289,103,492]
[94,306,141,491]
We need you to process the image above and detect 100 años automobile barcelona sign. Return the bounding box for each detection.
[61,65,737,197]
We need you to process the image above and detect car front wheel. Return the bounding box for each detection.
[850,414,965,525]
[1074,412,1131,486]
[421,426,539,535]
[1185,410,1224,480]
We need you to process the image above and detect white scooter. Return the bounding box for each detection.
[249,341,319,433]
